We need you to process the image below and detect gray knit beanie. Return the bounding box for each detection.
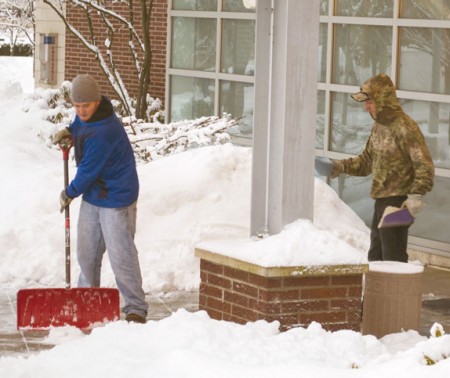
[71,74,101,103]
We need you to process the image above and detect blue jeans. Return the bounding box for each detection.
[77,200,148,317]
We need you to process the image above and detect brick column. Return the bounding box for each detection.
[196,248,368,332]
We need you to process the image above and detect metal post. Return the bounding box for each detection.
[251,0,320,236]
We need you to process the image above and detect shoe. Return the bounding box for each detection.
[125,313,147,324]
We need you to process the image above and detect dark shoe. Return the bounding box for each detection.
[125,313,147,324]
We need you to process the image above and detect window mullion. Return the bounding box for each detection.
[215,13,222,117]
[391,0,400,84]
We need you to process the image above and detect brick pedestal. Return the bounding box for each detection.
[196,248,367,332]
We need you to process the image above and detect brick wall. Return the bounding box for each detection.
[198,258,365,332]
[64,0,167,105]
[149,1,168,103]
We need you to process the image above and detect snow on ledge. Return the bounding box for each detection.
[368,261,424,274]
[196,219,367,268]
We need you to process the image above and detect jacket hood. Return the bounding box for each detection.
[360,74,403,125]
[86,95,113,123]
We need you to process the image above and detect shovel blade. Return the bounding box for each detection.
[17,288,120,330]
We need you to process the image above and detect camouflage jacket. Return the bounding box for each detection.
[341,74,434,199]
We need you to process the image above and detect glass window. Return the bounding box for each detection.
[410,176,450,243]
[318,23,327,82]
[401,0,450,20]
[171,17,216,72]
[331,175,450,244]
[335,0,393,17]
[332,25,392,86]
[320,0,329,15]
[398,28,450,95]
[400,99,450,169]
[316,90,325,149]
[223,0,256,12]
[173,0,217,11]
[170,76,215,121]
[221,19,256,76]
[330,92,372,154]
[220,80,254,136]
[330,175,374,226]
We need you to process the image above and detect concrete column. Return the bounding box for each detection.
[251,0,320,236]
[34,0,66,88]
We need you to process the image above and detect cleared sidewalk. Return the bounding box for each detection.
[1,266,449,357]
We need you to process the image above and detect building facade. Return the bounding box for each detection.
[34,0,450,261]
[34,0,168,105]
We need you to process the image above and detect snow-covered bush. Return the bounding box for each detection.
[125,115,233,163]
[423,323,449,365]
[23,82,234,163]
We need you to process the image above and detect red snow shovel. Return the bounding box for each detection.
[17,138,120,329]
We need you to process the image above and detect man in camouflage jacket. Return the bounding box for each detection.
[331,74,434,262]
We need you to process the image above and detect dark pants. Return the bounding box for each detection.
[368,196,409,262]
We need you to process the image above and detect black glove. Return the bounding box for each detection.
[59,189,72,213]
[52,128,72,146]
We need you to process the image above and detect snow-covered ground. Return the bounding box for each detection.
[0,56,449,377]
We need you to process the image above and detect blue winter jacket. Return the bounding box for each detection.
[66,97,139,208]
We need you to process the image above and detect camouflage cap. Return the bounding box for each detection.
[351,90,370,102]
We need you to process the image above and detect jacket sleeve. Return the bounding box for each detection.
[66,134,112,198]
[340,134,373,177]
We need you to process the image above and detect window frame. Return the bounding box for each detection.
[166,0,256,144]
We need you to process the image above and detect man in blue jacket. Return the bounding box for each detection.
[53,74,148,323]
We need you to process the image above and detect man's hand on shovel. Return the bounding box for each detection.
[53,127,74,213]
[52,127,71,145]
[59,189,72,213]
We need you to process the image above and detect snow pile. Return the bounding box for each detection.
[1,311,450,377]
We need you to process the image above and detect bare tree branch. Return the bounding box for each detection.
[42,0,153,120]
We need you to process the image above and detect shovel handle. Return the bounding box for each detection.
[64,159,71,289]
[60,137,73,162]
[60,138,73,289]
